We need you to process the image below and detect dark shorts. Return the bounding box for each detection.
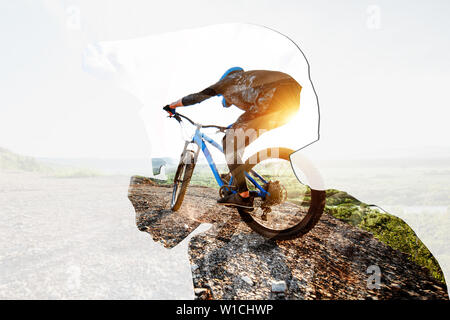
[231,81,301,133]
[222,81,301,191]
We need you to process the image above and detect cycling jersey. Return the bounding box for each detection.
[181,70,301,115]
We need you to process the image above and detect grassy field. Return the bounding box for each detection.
[0,147,102,178]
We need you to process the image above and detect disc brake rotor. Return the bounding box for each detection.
[261,180,287,208]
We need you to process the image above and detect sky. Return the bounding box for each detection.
[1,0,449,160]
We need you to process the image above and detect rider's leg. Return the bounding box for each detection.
[225,82,301,171]
[222,110,265,195]
[218,113,281,208]
[218,111,297,208]
[218,128,251,209]
[218,82,301,207]
[222,129,250,194]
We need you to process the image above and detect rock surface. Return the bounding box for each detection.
[128,178,449,300]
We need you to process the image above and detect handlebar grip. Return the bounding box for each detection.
[163,105,176,115]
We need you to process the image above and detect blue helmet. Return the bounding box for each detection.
[219,67,243,107]
[220,66,243,81]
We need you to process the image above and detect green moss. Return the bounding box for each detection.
[0,148,45,172]
[326,205,446,283]
[326,189,361,206]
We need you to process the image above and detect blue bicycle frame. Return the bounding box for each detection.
[191,127,270,198]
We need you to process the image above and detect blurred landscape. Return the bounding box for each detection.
[0,147,196,299]
[0,147,448,298]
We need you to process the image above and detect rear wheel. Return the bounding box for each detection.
[171,151,195,211]
[238,148,325,240]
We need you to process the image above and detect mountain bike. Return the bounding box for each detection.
[169,112,325,240]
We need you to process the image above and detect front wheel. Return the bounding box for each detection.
[238,148,325,240]
[171,150,195,211]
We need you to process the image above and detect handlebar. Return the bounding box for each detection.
[170,112,228,132]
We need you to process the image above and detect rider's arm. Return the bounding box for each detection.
[169,87,218,108]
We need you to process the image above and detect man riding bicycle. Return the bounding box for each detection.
[164,67,302,209]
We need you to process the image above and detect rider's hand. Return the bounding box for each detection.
[163,105,177,117]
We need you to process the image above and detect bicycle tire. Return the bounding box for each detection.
[237,147,326,240]
[171,151,195,211]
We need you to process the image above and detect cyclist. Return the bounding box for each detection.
[164,67,301,209]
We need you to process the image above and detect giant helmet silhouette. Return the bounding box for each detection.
[83,23,323,189]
